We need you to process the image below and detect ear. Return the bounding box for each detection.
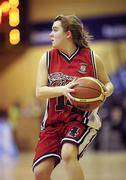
[66,30,72,39]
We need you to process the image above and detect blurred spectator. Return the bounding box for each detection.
[0,108,19,160]
[8,102,21,147]
[8,102,20,130]
[93,65,126,151]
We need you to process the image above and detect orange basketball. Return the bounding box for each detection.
[70,77,105,111]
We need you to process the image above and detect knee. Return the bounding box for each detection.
[61,143,78,163]
[33,159,54,180]
[34,165,49,180]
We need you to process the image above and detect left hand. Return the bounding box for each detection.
[99,82,110,98]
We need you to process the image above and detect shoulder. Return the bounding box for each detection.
[39,49,57,68]
[39,51,50,69]
[39,48,56,60]
[45,48,59,59]
[80,47,91,52]
[87,49,104,67]
[39,52,47,64]
[48,48,58,54]
[95,54,105,69]
[80,47,95,57]
[78,47,92,57]
[39,49,53,63]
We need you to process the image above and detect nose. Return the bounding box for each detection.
[49,31,53,38]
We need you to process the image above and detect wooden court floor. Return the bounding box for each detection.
[0,151,126,180]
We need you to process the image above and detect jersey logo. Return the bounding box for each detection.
[67,127,80,137]
[78,63,87,74]
[49,72,77,86]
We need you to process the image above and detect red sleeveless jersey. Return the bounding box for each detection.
[42,47,97,128]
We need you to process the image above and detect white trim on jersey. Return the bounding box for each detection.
[59,47,80,61]
[47,51,50,67]
[91,50,97,79]
[42,100,49,128]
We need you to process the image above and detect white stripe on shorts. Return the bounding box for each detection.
[32,153,61,171]
[79,128,97,158]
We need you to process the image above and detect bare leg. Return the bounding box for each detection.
[33,157,56,180]
[61,143,85,180]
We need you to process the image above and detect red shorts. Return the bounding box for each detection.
[32,121,98,170]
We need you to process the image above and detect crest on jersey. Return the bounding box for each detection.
[78,63,87,74]
[67,127,80,138]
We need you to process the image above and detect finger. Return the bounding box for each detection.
[68,82,79,88]
[68,88,75,92]
[103,92,109,97]
[71,77,78,82]
[66,94,73,104]
[67,93,75,101]
[100,83,106,92]
[97,80,106,90]
[69,78,78,86]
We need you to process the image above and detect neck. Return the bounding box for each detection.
[58,43,77,56]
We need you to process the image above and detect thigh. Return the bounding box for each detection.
[32,127,61,171]
[34,157,56,175]
[61,142,78,161]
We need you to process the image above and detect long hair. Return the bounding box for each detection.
[53,14,92,48]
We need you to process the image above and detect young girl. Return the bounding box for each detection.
[33,15,114,180]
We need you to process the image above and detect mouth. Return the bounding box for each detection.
[51,39,54,42]
[51,40,55,45]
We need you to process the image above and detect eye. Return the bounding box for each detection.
[52,27,58,32]
[54,29,58,32]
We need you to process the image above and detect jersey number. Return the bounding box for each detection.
[56,96,71,111]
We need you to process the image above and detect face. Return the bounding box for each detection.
[49,21,67,48]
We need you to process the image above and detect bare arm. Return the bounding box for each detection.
[95,55,114,97]
[36,52,76,100]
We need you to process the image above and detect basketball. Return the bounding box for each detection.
[70,77,105,111]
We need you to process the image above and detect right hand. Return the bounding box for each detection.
[62,79,78,104]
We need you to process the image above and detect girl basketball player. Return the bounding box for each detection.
[33,15,114,180]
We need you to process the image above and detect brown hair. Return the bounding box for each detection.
[53,14,92,48]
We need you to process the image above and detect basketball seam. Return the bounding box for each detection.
[75,86,101,93]
[77,77,104,94]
